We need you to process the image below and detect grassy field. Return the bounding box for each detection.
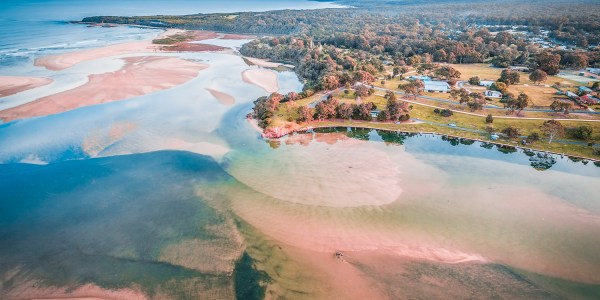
[449,63,579,87]
[507,85,567,106]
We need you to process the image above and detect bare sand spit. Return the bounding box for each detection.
[1,56,207,122]
[33,29,199,70]
[221,33,256,40]
[242,69,279,93]
[206,88,235,106]
[243,57,282,68]
[0,76,53,97]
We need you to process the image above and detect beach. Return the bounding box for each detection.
[0,76,53,97]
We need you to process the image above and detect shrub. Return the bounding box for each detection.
[502,126,521,138]
[440,109,453,117]
[571,125,593,140]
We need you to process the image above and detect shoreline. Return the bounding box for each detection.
[258,120,600,163]
[0,76,53,98]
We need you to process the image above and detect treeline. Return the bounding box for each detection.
[251,90,410,128]
[85,0,600,69]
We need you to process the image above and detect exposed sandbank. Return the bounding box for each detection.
[243,57,282,68]
[206,88,235,105]
[33,29,211,70]
[1,56,207,122]
[0,76,53,97]
[242,69,279,93]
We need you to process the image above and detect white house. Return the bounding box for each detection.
[479,80,495,87]
[424,81,450,93]
[408,75,431,81]
[485,90,503,98]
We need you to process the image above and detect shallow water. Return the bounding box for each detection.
[1,1,600,299]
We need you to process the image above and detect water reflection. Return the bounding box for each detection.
[267,127,599,172]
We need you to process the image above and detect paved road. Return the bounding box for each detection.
[370,85,600,115]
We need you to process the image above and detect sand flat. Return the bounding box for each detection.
[1,56,207,122]
[206,88,235,105]
[242,69,279,93]
[33,29,202,71]
[0,76,53,97]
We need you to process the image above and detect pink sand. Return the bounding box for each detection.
[1,56,207,122]
[0,76,53,97]
[242,69,279,93]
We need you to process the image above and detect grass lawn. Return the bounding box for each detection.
[448,63,579,87]
[507,84,566,106]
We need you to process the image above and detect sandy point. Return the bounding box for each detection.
[0,76,53,97]
[242,69,279,93]
[1,56,207,122]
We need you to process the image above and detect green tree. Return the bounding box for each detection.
[541,120,565,144]
[572,125,593,140]
[468,76,481,85]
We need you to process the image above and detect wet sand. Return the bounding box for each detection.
[207,88,235,105]
[242,69,279,93]
[0,76,53,97]
[1,56,207,122]
[33,29,195,70]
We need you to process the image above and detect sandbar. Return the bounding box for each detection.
[1,56,207,122]
[242,69,279,93]
[0,76,53,97]
[243,57,282,68]
[34,29,211,70]
[206,88,235,105]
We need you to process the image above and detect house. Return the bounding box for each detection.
[586,68,600,75]
[479,80,495,87]
[485,90,503,98]
[566,91,579,99]
[424,81,450,93]
[408,75,431,81]
[509,66,530,72]
[579,86,593,94]
[580,95,600,105]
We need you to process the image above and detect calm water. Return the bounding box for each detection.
[1,0,600,299]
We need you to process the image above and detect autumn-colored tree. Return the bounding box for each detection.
[499,69,520,85]
[314,97,339,120]
[321,74,340,90]
[297,105,314,122]
[336,102,353,119]
[535,51,561,75]
[286,92,299,102]
[354,70,375,83]
[529,69,548,84]
[434,65,461,81]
